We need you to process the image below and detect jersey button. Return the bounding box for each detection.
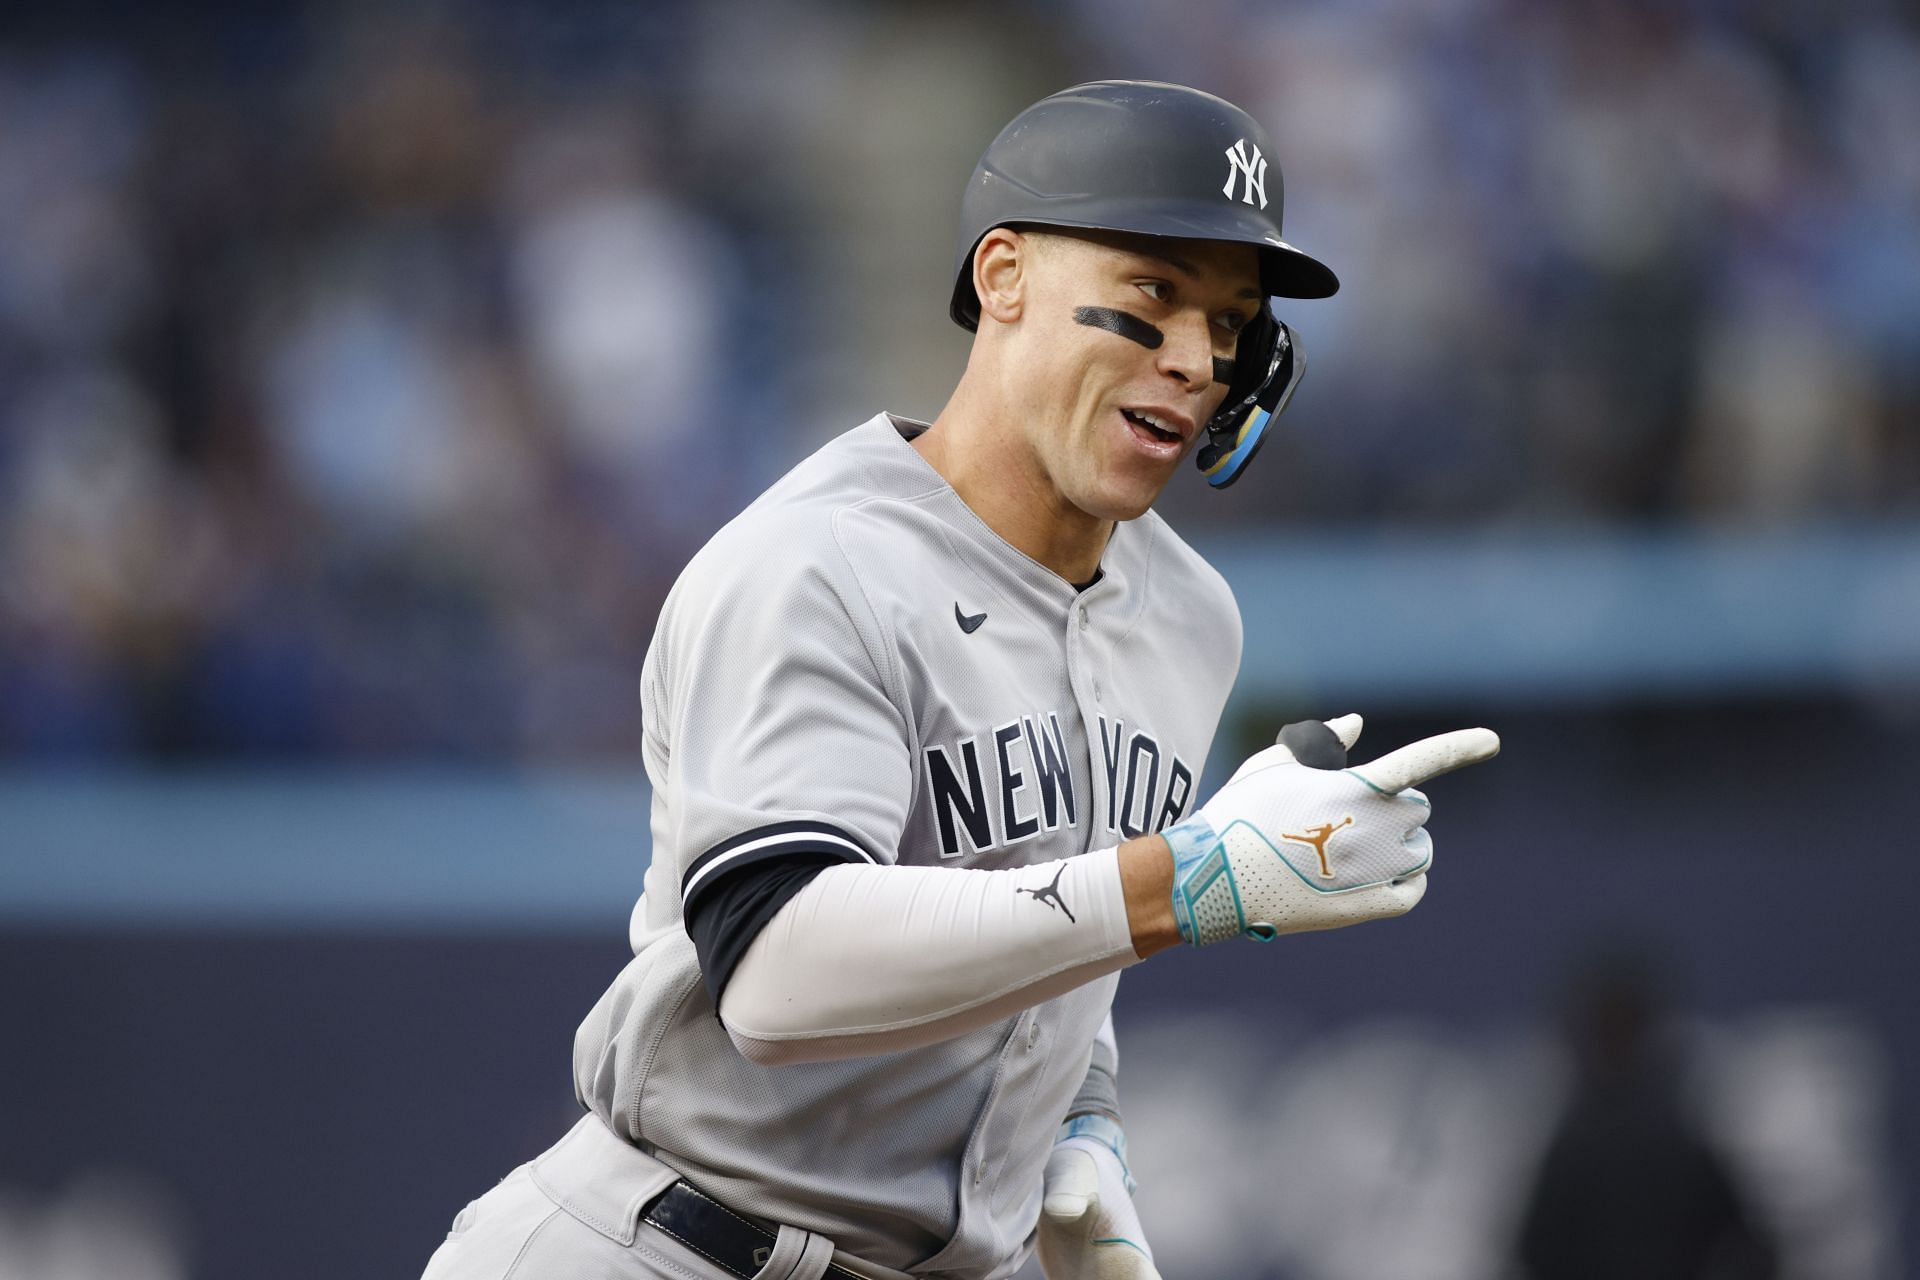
[1077,607,1089,631]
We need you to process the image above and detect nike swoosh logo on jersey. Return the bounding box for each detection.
[955,603,987,633]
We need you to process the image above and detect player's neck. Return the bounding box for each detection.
[919,385,1111,585]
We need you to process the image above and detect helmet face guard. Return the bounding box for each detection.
[1196,312,1305,489]
[950,81,1336,490]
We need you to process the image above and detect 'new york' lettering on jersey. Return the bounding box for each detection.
[573,413,1243,1278]
[1097,715,1195,839]
[926,712,1196,858]
[926,711,1078,858]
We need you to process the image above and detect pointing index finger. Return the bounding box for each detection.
[1350,727,1500,794]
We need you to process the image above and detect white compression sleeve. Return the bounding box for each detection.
[719,849,1140,1065]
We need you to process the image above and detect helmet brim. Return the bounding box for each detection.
[949,208,1339,331]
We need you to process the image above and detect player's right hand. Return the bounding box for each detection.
[1038,1136,1161,1280]
[1164,714,1498,946]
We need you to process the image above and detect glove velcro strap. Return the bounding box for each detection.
[1166,817,1253,947]
[1058,1113,1137,1196]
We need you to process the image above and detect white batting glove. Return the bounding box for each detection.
[1038,1117,1160,1280]
[1165,714,1499,945]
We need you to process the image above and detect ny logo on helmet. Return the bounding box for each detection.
[1222,139,1268,208]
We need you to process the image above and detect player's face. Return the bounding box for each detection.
[1013,230,1262,521]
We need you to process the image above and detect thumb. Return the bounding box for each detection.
[1275,719,1349,770]
[1042,1146,1101,1224]
[1240,714,1364,781]
[1324,712,1363,750]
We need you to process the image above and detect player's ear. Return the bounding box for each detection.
[973,227,1027,326]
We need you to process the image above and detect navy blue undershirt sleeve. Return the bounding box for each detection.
[685,855,840,1008]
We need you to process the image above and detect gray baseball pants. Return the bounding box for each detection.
[421,1115,915,1280]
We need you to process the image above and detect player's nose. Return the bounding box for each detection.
[1155,311,1217,393]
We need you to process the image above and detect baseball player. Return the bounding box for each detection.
[421,80,1497,1280]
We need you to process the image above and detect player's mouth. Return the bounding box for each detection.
[1119,407,1192,459]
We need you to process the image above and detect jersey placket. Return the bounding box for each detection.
[927,573,1118,1274]
[1062,581,1115,853]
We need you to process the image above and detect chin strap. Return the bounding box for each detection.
[1195,313,1306,490]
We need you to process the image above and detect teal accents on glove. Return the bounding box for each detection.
[1160,715,1498,949]
[1165,816,1261,947]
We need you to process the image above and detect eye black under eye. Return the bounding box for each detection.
[1074,306,1164,350]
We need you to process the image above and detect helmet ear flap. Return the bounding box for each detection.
[1220,307,1281,415]
[1195,315,1306,489]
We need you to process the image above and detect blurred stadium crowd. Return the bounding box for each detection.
[2,0,1916,760]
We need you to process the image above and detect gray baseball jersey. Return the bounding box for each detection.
[573,412,1242,1279]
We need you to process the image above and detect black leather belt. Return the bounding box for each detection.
[643,1181,867,1280]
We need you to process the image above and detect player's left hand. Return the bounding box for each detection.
[1037,1134,1160,1280]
